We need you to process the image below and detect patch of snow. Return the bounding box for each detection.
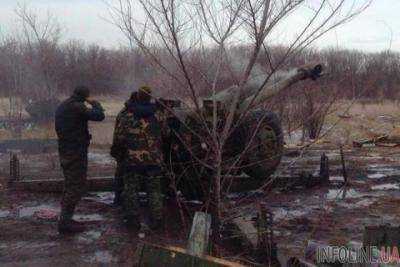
[329,176,345,182]
[84,192,115,205]
[88,153,115,165]
[367,173,386,179]
[371,184,400,190]
[73,214,105,222]
[18,204,59,218]
[85,250,116,264]
[0,210,10,218]
[77,230,102,244]
[327,189,363,200]
[272,208,308,221]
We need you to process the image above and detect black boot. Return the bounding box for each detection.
[124,216,141,231]
[58,207,85,234]
[113,192,123,206]
[149,218,163,231]
[58,220,86,234]
[113,175,124,206]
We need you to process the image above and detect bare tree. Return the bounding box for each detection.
[0,37,26,127]
[106,0,372,253]
[15,3,62,99]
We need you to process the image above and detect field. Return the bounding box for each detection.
[0,100,400,265]
[2,98,400,145]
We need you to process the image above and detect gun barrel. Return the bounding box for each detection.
[239,64,323,112]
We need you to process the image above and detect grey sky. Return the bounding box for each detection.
[0,0,398,52]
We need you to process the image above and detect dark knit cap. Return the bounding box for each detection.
[73,86,90,98]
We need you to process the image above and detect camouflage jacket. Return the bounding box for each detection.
[113,101,164,171]
[55,94,105,151]
[110,101,130,160]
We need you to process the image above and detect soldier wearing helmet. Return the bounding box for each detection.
[110,91,138,206]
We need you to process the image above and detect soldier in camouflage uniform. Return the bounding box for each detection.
[110,92,138,206]
[55,86,105,234]
[113,86,164,230]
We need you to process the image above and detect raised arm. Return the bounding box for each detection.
[83,100,105,121]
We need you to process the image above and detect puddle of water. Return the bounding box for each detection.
[273,208,308,221]
[325,152,340,158]
[88,153,115,165]
[274,230,292,237]
[18,204,59,218]
[329,176,345,182]
[358,156,384,161]
[338,198,376,209]
[2,241,57,251]
[77,230,102,244]
[0,210,10,218]
[326,188,363,200]
[84,192,114,205]
[85,250,116,264]
[368,164,393,169]
[367,173,386,179]
[227,190,264,200]
[362,214,398,226]
[185,200,203,205]
[73,214,105,222]
[371,183,400,190]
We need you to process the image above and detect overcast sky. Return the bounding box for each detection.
[0,0,399,52]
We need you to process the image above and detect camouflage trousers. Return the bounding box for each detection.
[59,148,88,223]
[113,162,125,205]
[122,169,163,223]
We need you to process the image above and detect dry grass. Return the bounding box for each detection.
[1,99,400,147]
[322,100,400,145]
[95,95,127,117]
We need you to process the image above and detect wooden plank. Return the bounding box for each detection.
[188,212,212,257]
[12,170,329,194]
[0,138,57,153]
[12,177,114,192]
[136,243,246,267]
[232,217,258,248]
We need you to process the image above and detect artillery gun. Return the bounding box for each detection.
[160,64,323,198]
[25,98,60,122]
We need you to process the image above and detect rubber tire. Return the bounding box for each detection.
[242,110,284,182]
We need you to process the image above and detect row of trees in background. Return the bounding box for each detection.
[0,40,399,101]
[0,39,143,99]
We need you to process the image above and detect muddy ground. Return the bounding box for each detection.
[0,143,399,266]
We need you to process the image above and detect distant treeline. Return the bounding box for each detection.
[0,38,398,101]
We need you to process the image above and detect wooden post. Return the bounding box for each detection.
[187,212,212,257]
[255,204,280,266]
[363,225,400,248]
[319,153,330,184]
[340,146,348,185]
[135,212,244,267]
[9,153,20,185]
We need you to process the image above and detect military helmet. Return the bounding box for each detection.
[137,85,152,103]
[139,86,152,95]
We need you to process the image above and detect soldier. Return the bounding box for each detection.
[113,86,164,230]
[110,92,138,206]
[55,86,105,234]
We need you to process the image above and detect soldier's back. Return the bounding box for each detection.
[121,102,163,169]
[55,97,90,149]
